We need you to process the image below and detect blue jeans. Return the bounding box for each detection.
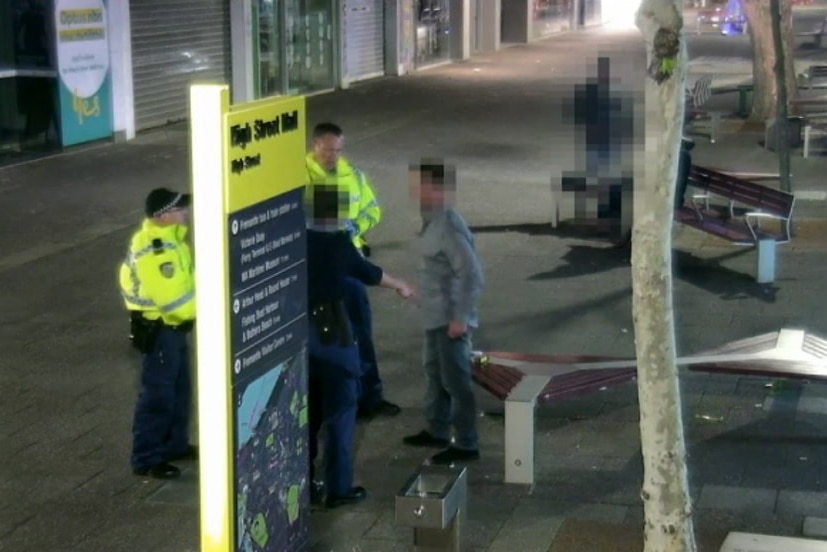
[423,327,478,451]
[131,327,192,470]
[343,277,384,409]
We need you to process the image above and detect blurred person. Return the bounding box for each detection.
[304,183,415,507]
[402,160,485,465]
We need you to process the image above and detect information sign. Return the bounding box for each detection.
[190,86,309,552]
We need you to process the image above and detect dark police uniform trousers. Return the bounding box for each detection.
[307,309,361,498]
[343,277,383,410]
[131,326,192,470]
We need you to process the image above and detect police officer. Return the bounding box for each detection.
[305,122,401,419]
[305,183,415,507]
[118,188,196,480]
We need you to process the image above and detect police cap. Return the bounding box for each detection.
[145,188,191,218]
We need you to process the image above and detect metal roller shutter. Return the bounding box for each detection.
[343,0,385,83]
[130,0,231,131]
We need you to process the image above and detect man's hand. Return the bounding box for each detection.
[447,320,467,339]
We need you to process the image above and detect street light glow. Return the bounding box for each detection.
[603,0,643,30]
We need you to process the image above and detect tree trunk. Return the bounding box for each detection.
[635,2,696,552]
[742,0,798,121]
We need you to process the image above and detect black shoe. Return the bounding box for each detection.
[358,400,401,419]
[402,430,450,448]
[310,480,325,506]
[325,486,367,509]
[431,447,480,465]
[133,462,181,480]
[167,444,198,462]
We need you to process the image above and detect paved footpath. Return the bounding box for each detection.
[2,27,827,552]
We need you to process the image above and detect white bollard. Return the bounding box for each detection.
[756,239,776,284]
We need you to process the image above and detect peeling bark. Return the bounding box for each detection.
[742,0,798,120]
[635,1,696,552]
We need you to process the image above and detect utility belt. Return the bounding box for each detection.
[129,312,193,354]
[309,300,354,347]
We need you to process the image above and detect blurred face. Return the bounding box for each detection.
[313,133,344,171]
[410,170,452,210]
[306,185,348,231]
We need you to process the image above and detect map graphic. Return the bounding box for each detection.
[235,352,309,552]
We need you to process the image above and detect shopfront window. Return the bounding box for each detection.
[252,0,334,98]
[254,0,282,98]
[532,0,572,39]
[415,0,450,67]
[0,0,59,164]
[286,0,335,95]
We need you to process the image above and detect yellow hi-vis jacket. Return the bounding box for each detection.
[305,154,382,250]
[118,219,195,326]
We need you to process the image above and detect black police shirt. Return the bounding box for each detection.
[306,230,382,306]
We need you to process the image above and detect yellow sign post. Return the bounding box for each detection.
[189,84,310,552]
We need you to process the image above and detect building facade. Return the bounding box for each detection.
[502,0,601,43]
[0,0,599,161]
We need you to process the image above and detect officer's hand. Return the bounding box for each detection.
[447,320,467,339]
[396,281,417,299]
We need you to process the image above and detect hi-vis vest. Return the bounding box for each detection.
[118,219,195,326]
[305,154,381,249]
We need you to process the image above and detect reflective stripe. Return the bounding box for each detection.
[358,212,379,226]
[131,241,178,262]
[121,291,154,308]
[158,291,194,313]
[124,256,142,301]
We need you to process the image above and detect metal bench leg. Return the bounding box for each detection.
[710,112,720,144]
[503,376,551,485]
[804,125,811,159]
[757,239,776,284]
[550,188,559,228]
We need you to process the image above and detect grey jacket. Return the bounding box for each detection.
[419,207,484,330]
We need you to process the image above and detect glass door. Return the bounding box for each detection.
[0,0,59,163]
[254,0,283,98]
[415,0,450,67]
[285,0,335,95]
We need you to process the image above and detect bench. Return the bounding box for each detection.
[803,121,827,158]
[685,75,721,143]
[674,165,795,282]
[806,65,827,89]
[798,16,827,49]
[471,352,637,484]
[791,99,827,157]
[472,329,827,486]
[791,98,827,123]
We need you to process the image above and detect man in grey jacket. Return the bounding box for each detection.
[402,160,485,465]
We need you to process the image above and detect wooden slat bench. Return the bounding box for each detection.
[472,352,637,485]
[674,165,795,281]
[472,329,826,486]
[688,329,827,380]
